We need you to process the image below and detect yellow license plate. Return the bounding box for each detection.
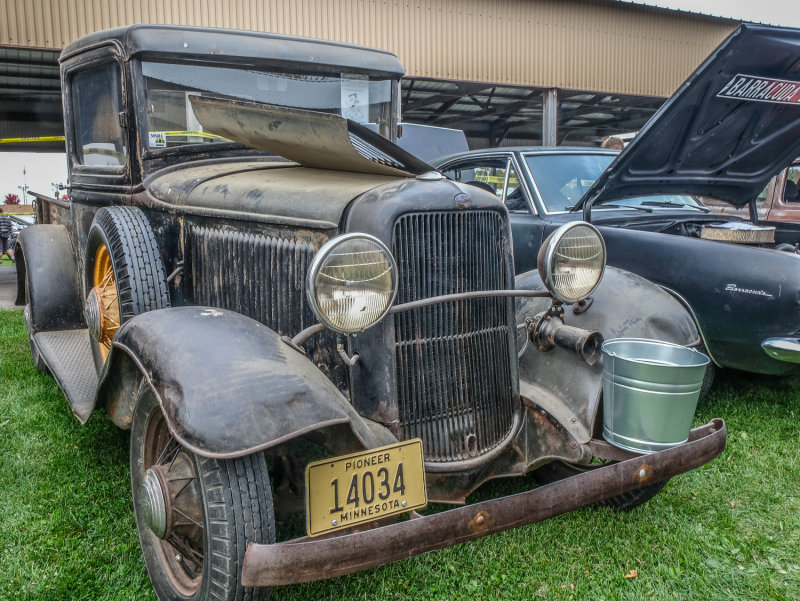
[305,439,427,537]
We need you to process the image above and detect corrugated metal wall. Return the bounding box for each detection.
[1,0,737,97]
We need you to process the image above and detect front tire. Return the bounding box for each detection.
[131,381,275,601]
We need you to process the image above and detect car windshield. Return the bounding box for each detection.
[524,153,705,212]
[141,61,395,151]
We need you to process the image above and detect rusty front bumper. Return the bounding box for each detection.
[242,418,726,587]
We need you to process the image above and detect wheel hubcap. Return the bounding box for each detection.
[140,468,168,539]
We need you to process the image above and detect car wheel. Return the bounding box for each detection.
[534,460,668,511]
[696,342,716,402]
[84,206,169,367]
[131,380,275,601]
[22,277,49,374]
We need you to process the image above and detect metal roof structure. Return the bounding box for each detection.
[0,0,739,151]
[0,47,62,151]
[401,78,665,146]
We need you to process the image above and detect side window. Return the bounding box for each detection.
[442,158,529,213]
[72,62,126,167]
[784,166,800,203]
[502,163,527,213]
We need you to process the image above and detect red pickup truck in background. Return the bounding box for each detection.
[706,159,800,221]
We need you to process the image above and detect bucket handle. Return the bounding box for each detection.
[606,351,615,432]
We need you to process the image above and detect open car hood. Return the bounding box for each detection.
[189,96,432,178]
[581,24,800,210]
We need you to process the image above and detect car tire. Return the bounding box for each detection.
[22,278,49,374]
[696,342,716,402]
[534,460,668,511]
[84,206,169,367]
[131,380,275,601]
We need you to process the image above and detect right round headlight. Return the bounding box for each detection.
[307,233,398,334]
[537,221,606,304]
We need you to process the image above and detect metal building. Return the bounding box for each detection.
[0,0,738,150]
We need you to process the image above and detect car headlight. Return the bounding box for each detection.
[538,222,606,304]
[307,233,398,334]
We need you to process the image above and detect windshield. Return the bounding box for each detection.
[524,153,705,212]
[141,61,395,151]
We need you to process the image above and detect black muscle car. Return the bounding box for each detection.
[434,23,800,379]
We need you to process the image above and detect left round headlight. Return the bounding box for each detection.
[307,233,398,334]
[538,221,606,304]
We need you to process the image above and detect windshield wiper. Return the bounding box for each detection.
[599,202,653,213]
[639,200,711,213]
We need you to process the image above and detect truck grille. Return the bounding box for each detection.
[392,211,515,463]
[189,225,315,334]
[188,225,347,392]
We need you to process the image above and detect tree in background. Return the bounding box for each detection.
[4,193,21,205]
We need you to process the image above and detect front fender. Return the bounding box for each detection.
[97,306,392,458]
[515,266,700,445]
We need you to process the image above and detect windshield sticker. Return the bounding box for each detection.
[149,132,167,148]
[724,283,773,298]
[341,74,369,123]
[718,74,800,105]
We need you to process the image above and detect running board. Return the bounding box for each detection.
[33,329,98,423]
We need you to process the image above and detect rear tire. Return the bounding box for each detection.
[131,381,275,601]
[22,275,49,374]
[535,460,668,511]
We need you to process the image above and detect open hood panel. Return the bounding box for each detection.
[582,24,800,209]
[189,96,432,178]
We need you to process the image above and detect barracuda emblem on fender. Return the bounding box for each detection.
[724,283,773,298]
[454,192,471,209]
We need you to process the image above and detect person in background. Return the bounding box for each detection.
[0,207,15,263]
[601,136,625,150]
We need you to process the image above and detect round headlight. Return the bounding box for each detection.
[537,222,606,304]
[307,233,398,334]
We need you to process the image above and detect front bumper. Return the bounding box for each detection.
[242,419,726,587]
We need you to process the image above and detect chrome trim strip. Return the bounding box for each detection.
[762,337,800,363]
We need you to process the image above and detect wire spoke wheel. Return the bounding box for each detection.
[90,242,121,361]
[84,206,169,369]
[131,381,276,601]
[141,406,204,595]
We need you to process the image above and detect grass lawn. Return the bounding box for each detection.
[1,308,798,601]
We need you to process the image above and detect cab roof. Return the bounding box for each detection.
[60,24,404,77]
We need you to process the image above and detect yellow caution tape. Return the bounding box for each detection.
[0,132,224,145]
[0,135,66,144]
[160,130,226,139]
[476,175,519,185]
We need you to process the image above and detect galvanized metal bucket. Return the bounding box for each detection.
[601,338,709,454]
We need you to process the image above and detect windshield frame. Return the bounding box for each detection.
[131,56,401,170]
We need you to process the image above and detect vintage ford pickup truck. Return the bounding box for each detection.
[15,25,725,601]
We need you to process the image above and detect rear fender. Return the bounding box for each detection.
[97,306,393,458]
[14,225,84,331]
[515,266,700,445]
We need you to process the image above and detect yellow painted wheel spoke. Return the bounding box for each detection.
[92,242,120,360]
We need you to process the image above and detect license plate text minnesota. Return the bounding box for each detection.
[305,439,427,536]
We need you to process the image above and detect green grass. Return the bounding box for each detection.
[1,308,798,601]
